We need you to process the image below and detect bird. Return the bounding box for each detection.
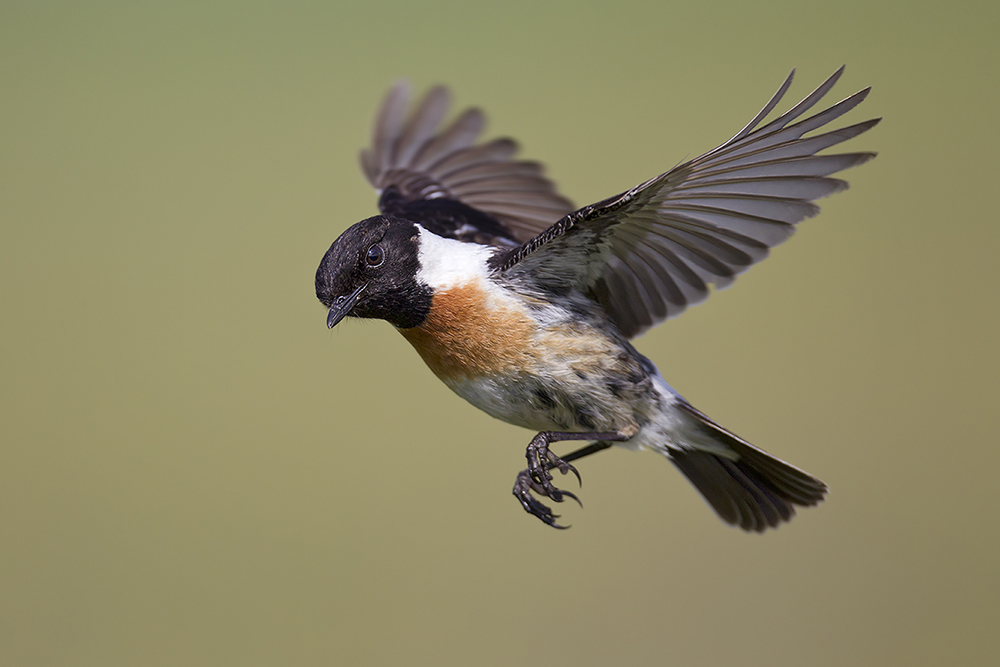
[315,66,878,531]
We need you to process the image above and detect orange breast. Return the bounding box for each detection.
[399,280,535,382]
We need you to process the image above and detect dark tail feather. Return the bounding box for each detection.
[670,403,827,532]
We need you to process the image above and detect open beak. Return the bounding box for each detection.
[326,283,367,329]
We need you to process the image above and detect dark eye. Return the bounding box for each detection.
[365,244,385,267]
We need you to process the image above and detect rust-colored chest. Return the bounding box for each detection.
[399,280,536,382]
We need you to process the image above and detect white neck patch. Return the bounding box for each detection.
[415,226,495,290]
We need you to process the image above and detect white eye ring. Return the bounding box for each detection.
[366,244,385,267]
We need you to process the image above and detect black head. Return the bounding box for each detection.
[315,215,432,329]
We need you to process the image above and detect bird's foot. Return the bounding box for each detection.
[512,469,581,528]
[512,433,582,528]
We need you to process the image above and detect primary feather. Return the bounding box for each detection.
[360,83,574,246]
[495,66,879,338]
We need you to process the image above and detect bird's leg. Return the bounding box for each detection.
[513,431,626,528]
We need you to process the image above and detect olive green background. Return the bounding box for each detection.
[2,2,998,665]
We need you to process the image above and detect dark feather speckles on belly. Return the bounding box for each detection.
[577,409,599,431]
[532,388,557,410]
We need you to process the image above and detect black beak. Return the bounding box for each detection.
[326,283,367,329]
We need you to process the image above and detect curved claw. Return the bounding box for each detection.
[558,488,583,508]
[513,469,576,529]
[529,474,578,507]
[522,493,563,527]
[544,450,581,487]
[558,462,582,487]
[541,481,581,507]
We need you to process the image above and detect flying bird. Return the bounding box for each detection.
[315,67,877,531]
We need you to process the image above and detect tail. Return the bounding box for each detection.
[669,401,827,532]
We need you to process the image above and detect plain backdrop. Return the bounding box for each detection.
[2,2,998,666]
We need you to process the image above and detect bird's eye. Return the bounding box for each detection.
[366,244,385,267]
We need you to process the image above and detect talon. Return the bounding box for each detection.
[526,437,584,488]
[513,467,579,529]
[560,462,582,487]
[513,431,624,527]
[560,488,583,508]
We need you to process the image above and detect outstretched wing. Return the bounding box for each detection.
[493,67,879,338]
[360,82,575,246]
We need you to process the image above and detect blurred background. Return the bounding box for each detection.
[2,1,998,665]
